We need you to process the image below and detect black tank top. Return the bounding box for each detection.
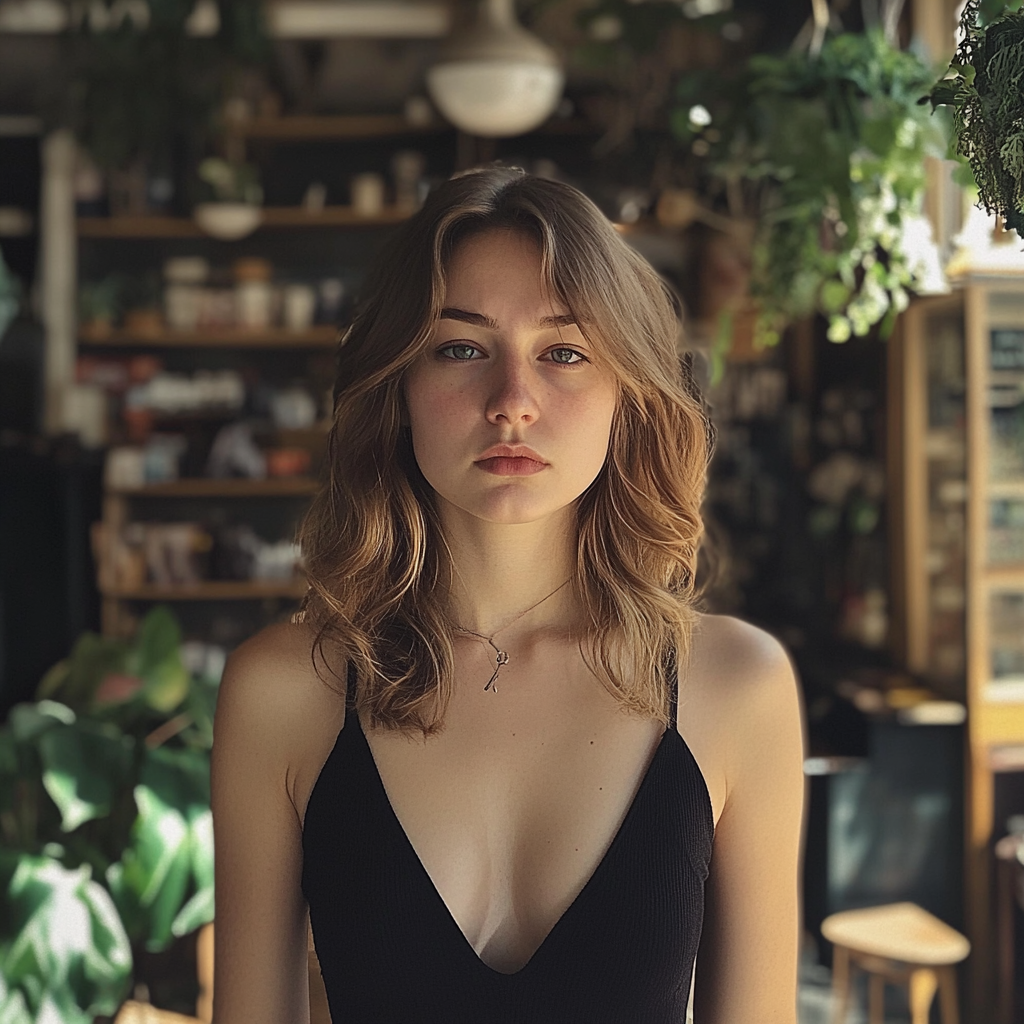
[301,657,714,1024]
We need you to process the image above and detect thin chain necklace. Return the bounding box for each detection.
[450,578,571,693]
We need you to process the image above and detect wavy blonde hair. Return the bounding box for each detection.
[298,166,712,733]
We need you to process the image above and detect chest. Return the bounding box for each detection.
[299,650,712,975]
[301,709,712,1021]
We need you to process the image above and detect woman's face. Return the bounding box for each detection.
[402,228,618,526]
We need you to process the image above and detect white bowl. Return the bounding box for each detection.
[193,202,262,240]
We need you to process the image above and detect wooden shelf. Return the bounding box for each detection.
[78,216,203,238]
[78,206,409,238]
[79,325,339,348]
[261,205,409,227]
[985,564,1024,588]
[110,477,319,497]
[102,580,307,600]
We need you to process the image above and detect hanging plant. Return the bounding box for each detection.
[674,29,948,345]
[926,0,1024,238]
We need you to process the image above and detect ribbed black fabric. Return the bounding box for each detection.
[301,661,714,1024]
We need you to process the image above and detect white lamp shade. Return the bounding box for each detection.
[427,60,564,137]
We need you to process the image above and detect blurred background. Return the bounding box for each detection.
[0,0,1023,1021]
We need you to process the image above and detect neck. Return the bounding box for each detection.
[438,501,579,638]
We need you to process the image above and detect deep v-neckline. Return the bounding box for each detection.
[355,714,674,978]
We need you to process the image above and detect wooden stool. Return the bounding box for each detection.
[822,902,970,1024]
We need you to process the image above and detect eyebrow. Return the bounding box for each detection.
[439,307,577,330]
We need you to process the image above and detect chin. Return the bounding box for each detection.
[445,490,577,528]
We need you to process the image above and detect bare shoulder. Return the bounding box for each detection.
[218,619,343,727]
[686,612,796,705]
[214,619,347,819]
[678,614,803,822]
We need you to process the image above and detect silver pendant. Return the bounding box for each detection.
[484,648,509,692]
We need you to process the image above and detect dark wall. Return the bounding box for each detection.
[0,440,103,718]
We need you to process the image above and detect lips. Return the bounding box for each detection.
[476,456,547,476]
[474,444,548,476]
[476,444,546,463]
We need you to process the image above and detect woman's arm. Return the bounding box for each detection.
[211,627,322,1024]
[691,619,806,1024]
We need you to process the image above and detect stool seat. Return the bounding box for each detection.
[822,902,971,966]
[822,903,970,1024]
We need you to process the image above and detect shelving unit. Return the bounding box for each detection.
[77,112,446,642]
[78,206,409,238]
[79,326,339,348]
[69,106,603,644]
[891,274,1024,1021]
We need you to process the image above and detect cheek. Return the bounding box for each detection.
[562,390,617,472]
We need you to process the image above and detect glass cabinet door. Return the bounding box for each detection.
[984,291,1024,700]
[989,591,1024,687]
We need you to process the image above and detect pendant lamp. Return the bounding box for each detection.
[426,0,564,137]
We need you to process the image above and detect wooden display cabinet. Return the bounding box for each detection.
[890,274,1024,1022]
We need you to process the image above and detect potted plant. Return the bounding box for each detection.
[0,607,220,1023]
[193,157,264,240]
[927,0,1024,238]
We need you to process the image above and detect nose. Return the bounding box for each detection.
[484,353,540,426]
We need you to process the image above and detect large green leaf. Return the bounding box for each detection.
[171,804,214,937]
[38,723,133,833]
[130,607,190,714]
[0,974,33,1024]
[8,701,75,743]
[116,746,213,951]
[2,855,132,1021]
[133,606,182,677]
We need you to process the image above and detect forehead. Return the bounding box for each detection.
[443,228,560,308]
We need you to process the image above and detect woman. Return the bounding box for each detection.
[212,167,805,1024]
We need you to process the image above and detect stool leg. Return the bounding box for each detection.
[868,972,885,1024]
[909,968,939,1024]
[937,965,960,1024]
[830,945,852,1024]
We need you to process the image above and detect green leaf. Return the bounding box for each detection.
[118,746,211,951]
[134,606,182,677]
[9,701,74,742]
[131,607,190,713]
[2,855,132,1020]
[0,978,33,1024]
[820,280,852,314]
[184,676,218,750]
[38,723,133,833]
[171,882,214,938]
[142,661,191,715]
